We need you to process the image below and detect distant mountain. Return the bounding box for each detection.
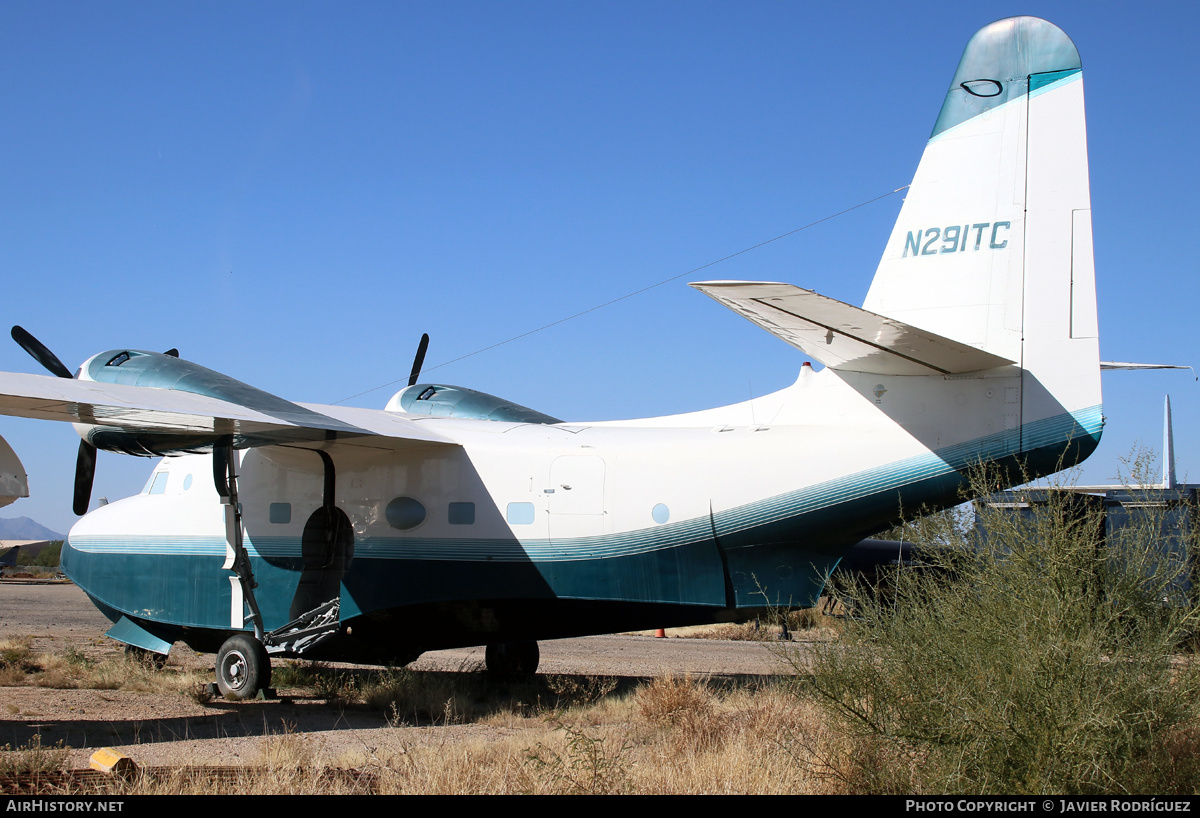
[0,516,64,541]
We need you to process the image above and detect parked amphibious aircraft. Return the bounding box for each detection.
[0,17,1101,697]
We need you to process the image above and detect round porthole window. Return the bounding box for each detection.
[386,496,426,531]
[652,503,670,524]
[182,474,193,491]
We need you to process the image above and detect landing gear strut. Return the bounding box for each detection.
[209,443,347,700]
[213,440,273,699]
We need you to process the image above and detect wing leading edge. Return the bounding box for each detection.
[0,370,456,454]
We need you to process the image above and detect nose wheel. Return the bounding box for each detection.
[215,634,272,699]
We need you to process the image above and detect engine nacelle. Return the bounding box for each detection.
[386,383,561,425]
[73,349,306,456]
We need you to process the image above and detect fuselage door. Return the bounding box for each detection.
[547,455,607,540]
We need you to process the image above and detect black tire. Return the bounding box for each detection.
[124,644,168,670]
[215,634,270,699]
[485,641,540,678]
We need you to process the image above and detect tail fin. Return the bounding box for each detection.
[864,17,1100,420]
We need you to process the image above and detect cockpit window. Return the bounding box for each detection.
[147,472,168,495]
[105,352,131,367]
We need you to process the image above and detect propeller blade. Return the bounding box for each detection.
[11,326,103,516]
[408,333,430,387]
[73,441,97,516]
[11,326,73,379]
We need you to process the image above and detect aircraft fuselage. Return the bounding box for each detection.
[62,364,1100,663]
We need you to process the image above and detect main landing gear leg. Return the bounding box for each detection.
[213,439,272,700]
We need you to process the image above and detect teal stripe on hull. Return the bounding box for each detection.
[61,542,732,633]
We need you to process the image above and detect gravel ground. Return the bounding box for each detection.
[0,581,803,770]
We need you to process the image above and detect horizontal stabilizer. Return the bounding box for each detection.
[1101,362,1196,378]
[691,281,1015,376]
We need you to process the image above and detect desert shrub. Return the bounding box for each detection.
[0,636,36,673]
[635,674,713,726]
[634,674,723,754]
[544,674,619,709]
[796,463,1200,795]
[0,735,69,775]
[522,716,633,794]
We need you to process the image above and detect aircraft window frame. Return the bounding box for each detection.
[448,502,475,525]
[386,496,427,531]
[148,472,168,495]
[507,502,535,525]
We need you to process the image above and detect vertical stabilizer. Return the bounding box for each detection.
[1163,395,1176,489]
[0,433,28,508]
[863,16,1101,449]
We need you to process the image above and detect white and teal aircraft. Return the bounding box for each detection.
[0,16,1101,697]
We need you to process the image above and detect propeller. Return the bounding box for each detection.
[408,333,430,387]
[11,325,73,379]
[10,326,98,516]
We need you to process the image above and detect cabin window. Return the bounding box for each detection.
[386,496,426,531]
[182,474,193,491]
[148,472,168,495]
[269,503,291,524]
[448,502,475,525]
[507,502,535,525]
[652,503,670,524]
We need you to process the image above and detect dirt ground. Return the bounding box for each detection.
[0,581,801,770]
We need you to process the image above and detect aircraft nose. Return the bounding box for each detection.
[60,536,76,578]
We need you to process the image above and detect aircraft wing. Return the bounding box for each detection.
[690,281,1016,376]
[0,370,456,453]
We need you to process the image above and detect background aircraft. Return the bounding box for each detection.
[0,434,28,509]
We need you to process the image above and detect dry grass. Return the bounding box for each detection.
[0,636,38,685]
[1,642,839,794]
[0,637,856,794]
[0,735,70,775]
[653,605,841,642]
[0,640,209,695]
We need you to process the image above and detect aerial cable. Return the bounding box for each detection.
[334,185,909,405]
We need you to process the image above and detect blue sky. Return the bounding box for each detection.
[0,1,1196,535]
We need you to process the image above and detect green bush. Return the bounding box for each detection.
[33,541,62,568]
[797,465,1200,795]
